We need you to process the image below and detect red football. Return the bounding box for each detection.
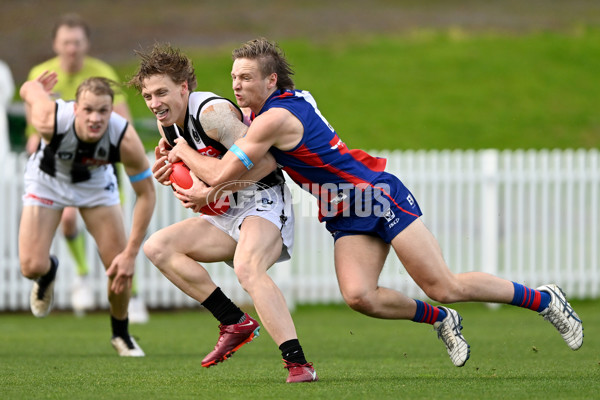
[169,161,193,189]
[201,197,231,216]
[169,161,230,215]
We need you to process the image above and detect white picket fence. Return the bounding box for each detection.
[1,148,598,312]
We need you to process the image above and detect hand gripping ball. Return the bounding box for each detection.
[169,161,230,215]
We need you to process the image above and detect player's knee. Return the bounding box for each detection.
[61,214,78,236]
[61,223,78,237]
[234,261,253,288]
[143,233,168,268]
[233,259,263,290]
[421,283,457,304]
[341,288,374,314]
[425,289,452,304]
[142,237,157,261]
[20,256,48,279]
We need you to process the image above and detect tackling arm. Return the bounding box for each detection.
[169,104,287,187]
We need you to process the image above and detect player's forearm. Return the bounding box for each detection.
[20,81,55,136]
[237,152,277,183]
[125,182,156,256]
[182,152,228,187]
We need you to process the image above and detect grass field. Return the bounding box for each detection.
[2,302,599,399]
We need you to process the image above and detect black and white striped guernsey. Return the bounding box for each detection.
[35,99,128,183]
[161,92,284,189]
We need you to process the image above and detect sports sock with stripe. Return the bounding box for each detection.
[411,299,447,324]
[510,282,551,312]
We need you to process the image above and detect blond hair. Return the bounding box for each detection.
[232,38,295,90]
[76,77,115,102]
[128,43,197,92]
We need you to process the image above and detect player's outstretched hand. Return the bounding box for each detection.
[35,70,58,94]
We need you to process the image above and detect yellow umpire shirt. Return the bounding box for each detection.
[25,56,127,137]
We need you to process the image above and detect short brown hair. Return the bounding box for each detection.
[128,43,197,92]
[232,38,295,90]
[52,13,91,40]
[76,77,115,102]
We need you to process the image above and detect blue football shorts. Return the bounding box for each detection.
[325,172,422,244]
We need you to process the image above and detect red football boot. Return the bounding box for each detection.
[284,360,318,383]
[201,313,260,367]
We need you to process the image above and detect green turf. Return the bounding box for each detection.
[115,27,600,152]
[1,301,598,399]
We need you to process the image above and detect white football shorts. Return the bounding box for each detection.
[22,158,120,209]
[203,183,294,265]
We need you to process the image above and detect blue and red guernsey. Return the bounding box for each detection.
[256,89,387,221]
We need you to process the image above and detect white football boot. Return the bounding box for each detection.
[30,256,59,318]
[111,336,145,357]
[434,307,471,367]
[536,284,583,350]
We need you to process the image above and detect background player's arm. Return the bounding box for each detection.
[23,66,45,154]
[116,123,156,261]
[105,122,155,293]
[19,71,58,143]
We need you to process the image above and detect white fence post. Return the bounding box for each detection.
[481,149,499,279]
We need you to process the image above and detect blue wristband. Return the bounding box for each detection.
[128,167,152,183]
[229,144,254,170]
